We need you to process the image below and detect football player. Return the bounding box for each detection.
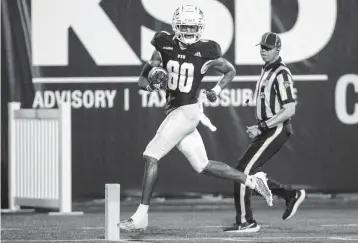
[120,5,272,231]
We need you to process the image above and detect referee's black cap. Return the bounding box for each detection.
[256,32,281,49]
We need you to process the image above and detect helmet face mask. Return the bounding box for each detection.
[172,5,205,45]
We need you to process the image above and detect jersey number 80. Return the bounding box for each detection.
[167,60,194,93]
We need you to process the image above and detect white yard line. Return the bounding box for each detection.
[321,224,358,227]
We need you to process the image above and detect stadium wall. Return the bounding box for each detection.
[1,0,358,203]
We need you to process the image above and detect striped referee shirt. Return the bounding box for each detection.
[254,57,296,121]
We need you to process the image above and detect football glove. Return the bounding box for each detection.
[205,89,218,102]
[148,67,168,91]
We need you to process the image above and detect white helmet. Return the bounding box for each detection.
[172,5,205,45]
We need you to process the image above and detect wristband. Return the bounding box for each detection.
[211,85,222,95]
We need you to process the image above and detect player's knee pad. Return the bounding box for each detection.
[143,134,175,161]
[143,154,159,163]
[176,129,209,173]
[143,144,158,159]
[142,150,160,161]
[179,142,208,173]
[188,156,209,173]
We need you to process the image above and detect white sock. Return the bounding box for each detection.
[131,204,149,222]
[244,175,256,189]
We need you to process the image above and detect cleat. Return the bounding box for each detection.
[223,221,260,233]
[282,189,306,220]
[252,172,273,207]
[118,214,148,232]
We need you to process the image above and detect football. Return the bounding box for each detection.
[148,67,169,89]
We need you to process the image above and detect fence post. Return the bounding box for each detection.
[59,102,72,213]
[8,102,21,211]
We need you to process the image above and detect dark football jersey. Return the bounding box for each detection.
[151,31,222,114]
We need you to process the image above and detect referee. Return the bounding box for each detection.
[224,32,306,233]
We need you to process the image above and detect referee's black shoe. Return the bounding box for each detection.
[282,189,306,220]
[223,221,260,233]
